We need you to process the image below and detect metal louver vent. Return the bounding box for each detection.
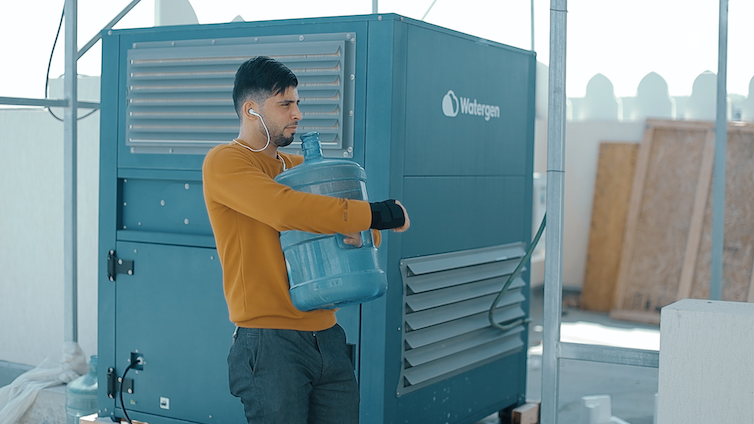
[397,243,528,395]
[125,33,356,156]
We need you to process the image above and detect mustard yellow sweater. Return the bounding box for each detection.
[202,142,374,331]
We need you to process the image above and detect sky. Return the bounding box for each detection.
[0,0,752,101]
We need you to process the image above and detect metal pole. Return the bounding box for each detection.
[0,97,98,109]
[541,0,567,422]
[372,0,378,14]
[78,0,141,59]
[711,0,728,301]
[64,0,79,343]
[531,0,535,51]
[422,0,439,20]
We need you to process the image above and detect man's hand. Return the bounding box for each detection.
[391,200,410,233]
[341,232,364,248]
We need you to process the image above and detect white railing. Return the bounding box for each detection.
[535,65,754,122]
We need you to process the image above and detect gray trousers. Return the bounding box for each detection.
[228,324,359,424]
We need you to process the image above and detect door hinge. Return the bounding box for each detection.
[107,367,117,398]
[107,250,134,281]
[107,367,133,398]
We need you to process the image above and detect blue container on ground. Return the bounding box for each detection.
[66,355,98,424]
[275,132,387,311]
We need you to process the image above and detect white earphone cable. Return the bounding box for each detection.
[232,110,286,170]
[238,110,271,153]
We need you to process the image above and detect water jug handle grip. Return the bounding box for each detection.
[335,230,372,250]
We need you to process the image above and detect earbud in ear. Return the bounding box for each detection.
[248,108,258,116]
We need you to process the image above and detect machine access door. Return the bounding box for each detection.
[113,241,242,424]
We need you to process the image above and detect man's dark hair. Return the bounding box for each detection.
[232,56,298,118]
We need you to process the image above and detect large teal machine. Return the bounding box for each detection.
[98,14,535,424]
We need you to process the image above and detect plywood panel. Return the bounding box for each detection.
[611,120,712,320]
[611,121,754,323]
[675,130,716,299]
[581,142,638,312]
[748,255,754,303]
[689,125,754,301]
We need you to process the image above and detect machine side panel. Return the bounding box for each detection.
[518,49,537,403]
[401,175,526,258]
[381,18,412,424]
[396,354,523,424]
[384,19,536,423]
[98,29,121,419]
[112,242,237,424]
[403,25,533,177]
[359,16,403,424]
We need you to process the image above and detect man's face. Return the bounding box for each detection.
[258,86,301,148]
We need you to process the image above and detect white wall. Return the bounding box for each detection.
[531,119,644,288]
[563,123,644,288]
[0,77,100,366]
[0,0,201,370]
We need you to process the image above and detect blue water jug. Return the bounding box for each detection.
[275,132,387,311]
[66,355,98,424]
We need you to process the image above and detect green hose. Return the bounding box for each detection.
[488,214,546,331]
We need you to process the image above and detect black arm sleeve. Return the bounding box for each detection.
[369,200,406,230]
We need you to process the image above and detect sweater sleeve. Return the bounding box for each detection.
[203,146,371,234]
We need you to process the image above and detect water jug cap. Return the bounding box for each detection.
[300,132,323,161]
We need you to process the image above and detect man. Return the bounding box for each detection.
[202,56,409,424]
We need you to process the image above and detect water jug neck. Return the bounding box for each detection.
[301,132,323,161]
[88,355,97,375]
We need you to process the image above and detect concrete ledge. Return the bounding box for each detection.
[0,360,32,387]
[1,361,68,424]
[81,413,148,423]
[18,385,66,424]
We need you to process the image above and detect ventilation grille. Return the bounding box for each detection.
[398,243,528,395]
[125,33,356,156]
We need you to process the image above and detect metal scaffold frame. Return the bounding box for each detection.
[0,0,141,344]
[540,0,729,422]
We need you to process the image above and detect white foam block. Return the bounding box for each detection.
[658,299,754,423]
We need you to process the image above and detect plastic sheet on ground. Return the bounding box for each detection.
[0,342,88,424]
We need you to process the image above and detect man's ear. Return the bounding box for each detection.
[243,100,258,118]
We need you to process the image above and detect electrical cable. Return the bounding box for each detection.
[119,362,136,424]
[45,4,98,122]
[488,214,546,332]
[45,6,65,122]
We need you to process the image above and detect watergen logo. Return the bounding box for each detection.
[441,90,460,117]
[442,90,501,121]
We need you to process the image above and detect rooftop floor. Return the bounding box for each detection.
[1,286,661,424]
